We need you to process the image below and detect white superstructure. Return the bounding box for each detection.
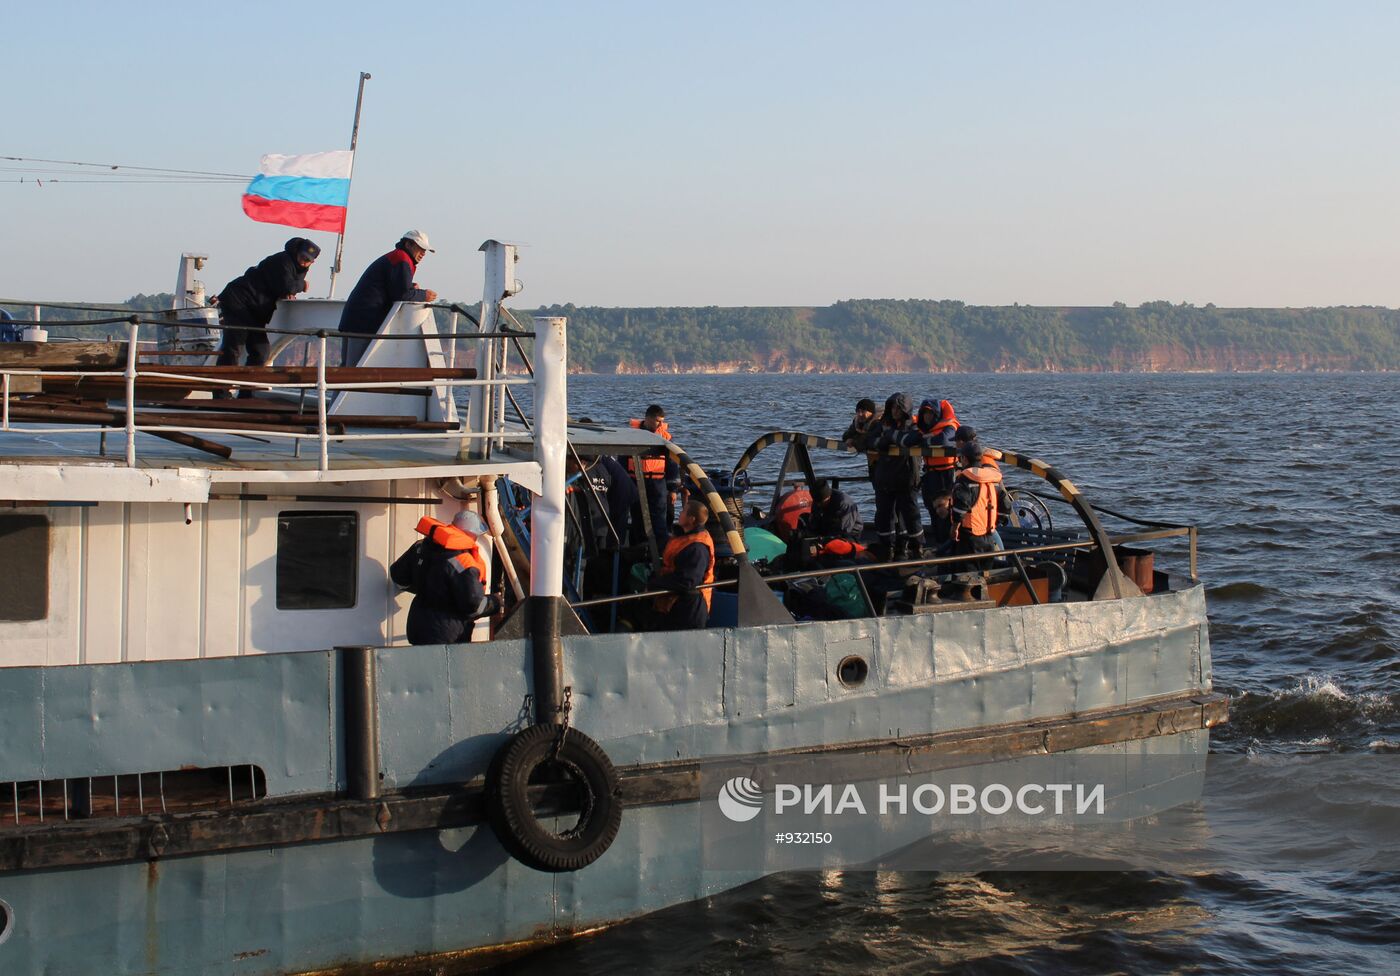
[0,244,551,667]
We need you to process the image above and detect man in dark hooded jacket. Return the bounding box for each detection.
[865,392,924,561]
[390,511,499,645]
[216,238,319,368]
[338,230,439,365]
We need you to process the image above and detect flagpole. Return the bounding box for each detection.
[328,71,371,299]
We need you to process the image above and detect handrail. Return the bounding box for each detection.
[0,318,534,471]
[0,306,533,342]
[733,430,1141,600]
[569,528,1190,610]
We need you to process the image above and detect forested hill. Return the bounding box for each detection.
[10,296,1397,372]
[539,300,1399,373]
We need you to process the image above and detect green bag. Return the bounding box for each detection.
[822,572,866,617]
[743,527,787,564]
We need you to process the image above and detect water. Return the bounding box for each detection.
[497,372,1400,975]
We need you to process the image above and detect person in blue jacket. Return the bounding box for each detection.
[338,230,439,365]
[0,310,21,343]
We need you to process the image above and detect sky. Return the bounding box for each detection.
[4,1,1400,309]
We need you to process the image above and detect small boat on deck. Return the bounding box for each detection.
[0,240,1223,974]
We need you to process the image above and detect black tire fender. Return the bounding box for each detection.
[485,723,623,873]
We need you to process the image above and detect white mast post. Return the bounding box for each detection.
[328,71,371,299]
[528,314,568,724]
[467,241,519,461]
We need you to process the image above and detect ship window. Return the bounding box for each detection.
[276,511,358,610]
[0,514,49,621]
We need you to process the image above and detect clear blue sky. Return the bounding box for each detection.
[4,1,1399,309]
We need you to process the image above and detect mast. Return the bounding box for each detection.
[328,71,371,299]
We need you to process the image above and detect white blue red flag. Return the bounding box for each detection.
[241,151,353,233]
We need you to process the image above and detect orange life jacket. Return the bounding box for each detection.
[818,537,867,558]
[655,528,715,613]
[626,418,671,478]
[924,418,959,470]
[919,400,960,470]
[955,465,1002,538]
[415,516,487,577]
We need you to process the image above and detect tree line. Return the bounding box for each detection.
[8,296,1396,371]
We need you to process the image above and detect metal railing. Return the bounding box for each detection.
[569,527,1193,614]
[0,313,535,472]
[4,765,266,826]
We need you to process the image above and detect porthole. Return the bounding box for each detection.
[837,655,869,688]
[0,898,14,945]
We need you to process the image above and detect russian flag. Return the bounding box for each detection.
[241,151,353,233]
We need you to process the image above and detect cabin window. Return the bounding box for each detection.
[0,514,49,621]
[276,511,358,610]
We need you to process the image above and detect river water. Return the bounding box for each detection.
[496,371,1400,975]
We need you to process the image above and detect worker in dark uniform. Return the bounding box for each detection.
[807,478,863,541]
[215,237,320,369]
[865,392,924,562]
[648,498,715,631]
[566,454,632,599]
[338,230,439,365]
[842,397,880,479]
[795,477,867,565]
[625,404,676,550]
[390,510,498,645]
[599,454,637,543]
[951,443,1013,575]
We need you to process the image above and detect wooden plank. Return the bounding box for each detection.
[0,341,125,370]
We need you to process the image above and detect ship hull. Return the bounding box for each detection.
[0,584,1215,974]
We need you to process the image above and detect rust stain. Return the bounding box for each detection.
[144,859,160,971]
[286,922,617,975]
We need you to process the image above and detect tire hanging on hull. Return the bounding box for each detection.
[485,723,623,873]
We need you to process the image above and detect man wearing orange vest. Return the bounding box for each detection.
[389,511,498,644]
[648,498,715,630]
[915,398,960,528]
[625,404,680,551]
[950,443,1013,574]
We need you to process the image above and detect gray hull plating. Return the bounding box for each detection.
[0,585,1211,974]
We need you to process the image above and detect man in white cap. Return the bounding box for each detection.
[337,230,440,365]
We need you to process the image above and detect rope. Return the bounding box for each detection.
[0,155,248,179]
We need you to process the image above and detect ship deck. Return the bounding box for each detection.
[0,421,667,500]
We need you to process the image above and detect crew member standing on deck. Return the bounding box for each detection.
[866,393,924,562]
[390,510,499,645]
[338,230,439,365]
[625,404,677,550]
[215,237,320,370]
[842,397,881,479]
[648,499,715,631]
[951,443,1013,574]
[915,398,960,526]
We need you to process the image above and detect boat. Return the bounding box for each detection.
[0,240,1224,973]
